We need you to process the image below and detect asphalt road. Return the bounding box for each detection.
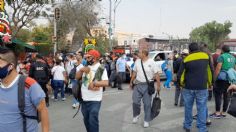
[43,83,236,132]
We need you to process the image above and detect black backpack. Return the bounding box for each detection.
[69,65,77,79]
[18,75,40,132]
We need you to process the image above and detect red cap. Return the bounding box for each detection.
[87,49,101,59]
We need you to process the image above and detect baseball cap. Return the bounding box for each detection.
[181,49,189,54]
[86,49,100,59]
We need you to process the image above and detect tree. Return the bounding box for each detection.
[15,28,31,42]
[55,0,101,51]
[190,21,232,51]
[6,0,50,38]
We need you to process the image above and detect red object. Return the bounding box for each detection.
[87,49,101,58]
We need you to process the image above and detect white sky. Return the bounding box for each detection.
[100,0,236,39]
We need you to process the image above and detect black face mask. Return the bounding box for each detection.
[0,64,11,79]
[87,58,94,65]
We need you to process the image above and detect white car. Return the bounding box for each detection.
[148,50,173,79]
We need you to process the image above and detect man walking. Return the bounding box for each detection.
[29,54,50,107]
[76,49,109,132]
[130,49,161,128]
[0,47,49,132]
[173,49,189,106]
[177,43,213,132]
[116,53,129,90]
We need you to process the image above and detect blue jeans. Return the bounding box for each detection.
[71,79,79,104]
[164,69,172,88]
[81,101,101,132]
[182,89,208,132]
[52,80,65,99]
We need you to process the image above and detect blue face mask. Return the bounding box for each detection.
[0,64,10,79]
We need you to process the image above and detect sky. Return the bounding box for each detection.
[99,0,236,39]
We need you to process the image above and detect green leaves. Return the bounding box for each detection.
[190,21,232,51]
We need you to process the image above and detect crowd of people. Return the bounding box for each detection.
[0,42,236,132]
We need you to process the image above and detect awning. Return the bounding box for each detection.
[12,39,37,52]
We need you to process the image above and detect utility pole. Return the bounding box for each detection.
[113,0,122,37]
[108,0,112,51]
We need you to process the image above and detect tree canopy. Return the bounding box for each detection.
[189,21,232,51]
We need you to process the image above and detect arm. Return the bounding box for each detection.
[76,67,90,80]
[37,99,49,132]
[155,73,161,92]
[214,63,222,81]
[130,71,137,90]
[177,61,185,87]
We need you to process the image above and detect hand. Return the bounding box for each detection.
[228,84,236,92]
[81,67,90,74]
[88,82,100,91]
[156,86,161,92]
[129,83,133,90]
[208,85,213,91]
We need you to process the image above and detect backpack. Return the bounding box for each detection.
[69,65,77,79]
[227,68,236,84]
[18,75,40,132]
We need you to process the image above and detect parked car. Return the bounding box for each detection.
[148,50,173,79]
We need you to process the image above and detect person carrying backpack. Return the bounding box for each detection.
[0,47,49,132]
[29,54,50,107]
[210,45,236,119]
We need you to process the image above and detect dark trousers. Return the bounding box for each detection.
[38,82,49,104]
[52,80,65,99]
[117,72,126,89]
[81,101,101,132]
[214,80,230,112]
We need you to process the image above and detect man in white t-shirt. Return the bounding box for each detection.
[130,49,161,128]
[51,60,67,101]
[77,49,108,132]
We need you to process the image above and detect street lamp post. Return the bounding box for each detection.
[108,0,112,51]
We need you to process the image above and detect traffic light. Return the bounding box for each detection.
[54,8,60,20]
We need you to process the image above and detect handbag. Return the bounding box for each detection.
[141,60,155,95]
[151,92,161,120]
[227,93,236,118]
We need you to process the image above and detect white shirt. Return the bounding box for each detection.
[51,65,66,80]
[133,59,161,82]
[81,63,108,101]
[76,63,84,72]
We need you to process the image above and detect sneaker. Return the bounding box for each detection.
[54,98,58,102]
[143,121,149,128]
[132,115,140,124]
[72,104,76,109]
[206,119,211,126]
[51,96,55,99]
[221,113,227,118]
[183,127,191,132]
[62,98,66,101]
[209,113,221,119]
[75,103,80,107]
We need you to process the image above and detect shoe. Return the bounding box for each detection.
[221,113,227,118]
[209,113,221,119]
[183,127,190,132]
[51,96,55,99]
[75,103,80,107]
[132,115,140,124]
[62,98,66,101]
[174,103,178,106]
[54,98,58,102]
[46,103,50,107]
[143,121,149,128]
[72,104,76,109]
[118,88,123,90]
[206,120,211,126]
[193,114,197,120]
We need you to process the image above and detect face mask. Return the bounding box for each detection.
[0,64,10,79]
[87,59,94,65]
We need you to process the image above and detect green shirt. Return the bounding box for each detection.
[217,53,236,71]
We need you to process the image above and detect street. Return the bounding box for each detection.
[44,83,236,132]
